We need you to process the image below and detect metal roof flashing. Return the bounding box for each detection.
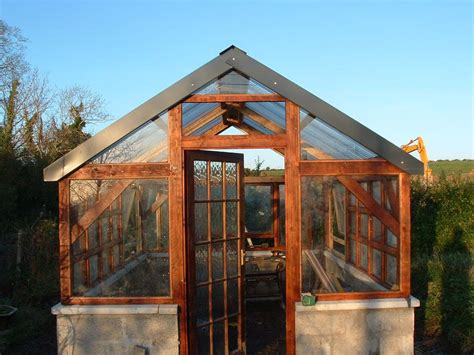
[43,47,423,181]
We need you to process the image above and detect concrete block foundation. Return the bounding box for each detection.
[295,296,420,355]
[52,304,179,355]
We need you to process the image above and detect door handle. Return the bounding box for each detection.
[240,250,246,266]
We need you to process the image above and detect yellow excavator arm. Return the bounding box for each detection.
[401,136,432,179]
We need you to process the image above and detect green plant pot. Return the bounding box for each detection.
[0,305,17,330]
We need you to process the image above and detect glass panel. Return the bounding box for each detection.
[300,108,378,160]
[350,239,356,263]
[194,160,208,201]
[70,179,170,297]
[226,202,237,239]
[244,185,273,233]
[228,315,239,353]
[212,242,224,280]
[210,162,223,200]
[387,229,398,248]
[183,103,220,132]
[226,240,238,278]
[212,281,225,320]
[301,176,400,294]
[73,261,86,293]
[225,162,237,199]
[211,202,223,239]
[279,184,286,246]
[372,181,382,204]
[372,248,382,278]
[102,249,110,275]
[227,278,239,315]
[196,244,209,284]
[349,193,356,206]
[212,321,225,355]
[90,255,99,283]
[373,217,383,241]
[360,214,369,238]
[196,286,210,325]
[245,101,286,129]
[195,203,208,242]
[90,112,168,163]
[192,71,275,95]
[196,325,210,355]
[386,254,398,287]
[360,243,368,270]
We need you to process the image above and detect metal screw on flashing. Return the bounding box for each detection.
[273,81,277,85]
[401,161,404,164]
[191,83,194,87]
[232,57,235,61]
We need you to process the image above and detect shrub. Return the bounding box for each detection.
[411,177,473,353]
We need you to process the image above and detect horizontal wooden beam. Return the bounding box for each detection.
[182,134,287,149]
[244,176,285,183]
[68,163,171,180]
[66,297,175,305]
[184,94,284,103]
[300,160,403,176]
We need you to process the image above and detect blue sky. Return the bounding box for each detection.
[1,0,472,168]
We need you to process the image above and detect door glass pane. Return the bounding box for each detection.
[386,254,398,287]
[361,243,368,270]
[195,203,208,242]
[373,217,383,241]
[227,278,239,315]
[211,202,223,239]
[212,281,225,320]
[197,325,210,355]
[387,229,398,248]
[228,315,239,353]
[212,320,225,355]
[279,184,286,245]
[225,163,237,199]
[211,161,223,200]
[196,286,210,325]
[194,160,208,200]
[196,244,209,283]
[212,242,224,280]
[226,202,237,239]
[227,240,238,278]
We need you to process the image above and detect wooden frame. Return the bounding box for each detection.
[56,93,413,355]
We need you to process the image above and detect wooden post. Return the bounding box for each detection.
[168,104,188,354]
[285,101,300,355]
[59,179,72,302]
[399,173,411,296]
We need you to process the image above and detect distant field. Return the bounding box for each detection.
[258,160,474,177]
[429,159,474,176]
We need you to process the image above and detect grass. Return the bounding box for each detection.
[429,159,474,177]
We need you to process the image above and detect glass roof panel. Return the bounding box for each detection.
[190,117,222,136]
[245,101,286,130]
[90,111,168,163]
[300,109,378,160]
[182,102,219,129]
[192,71,275,95]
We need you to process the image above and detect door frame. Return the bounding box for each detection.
[184,150,246,354]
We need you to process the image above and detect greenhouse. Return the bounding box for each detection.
[45,46,421,354]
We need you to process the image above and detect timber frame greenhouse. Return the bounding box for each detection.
[45,46,421,355]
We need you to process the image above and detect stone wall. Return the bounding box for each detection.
[52,304,179,355]
[295,297,419,355]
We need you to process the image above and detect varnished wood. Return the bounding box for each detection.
[300,160,403,176]
[168,104,188,355]
[182,134,287,149]
[315,290,407,301]
[284,101,300,355]
[399,173,411,297]
[68,163,171,180]
[59,179,72,302]
[184,94,284,103]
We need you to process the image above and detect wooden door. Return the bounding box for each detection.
[185,150,245,355]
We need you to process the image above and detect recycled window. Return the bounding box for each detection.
[301,175,400,294]
[69,179,170,297]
